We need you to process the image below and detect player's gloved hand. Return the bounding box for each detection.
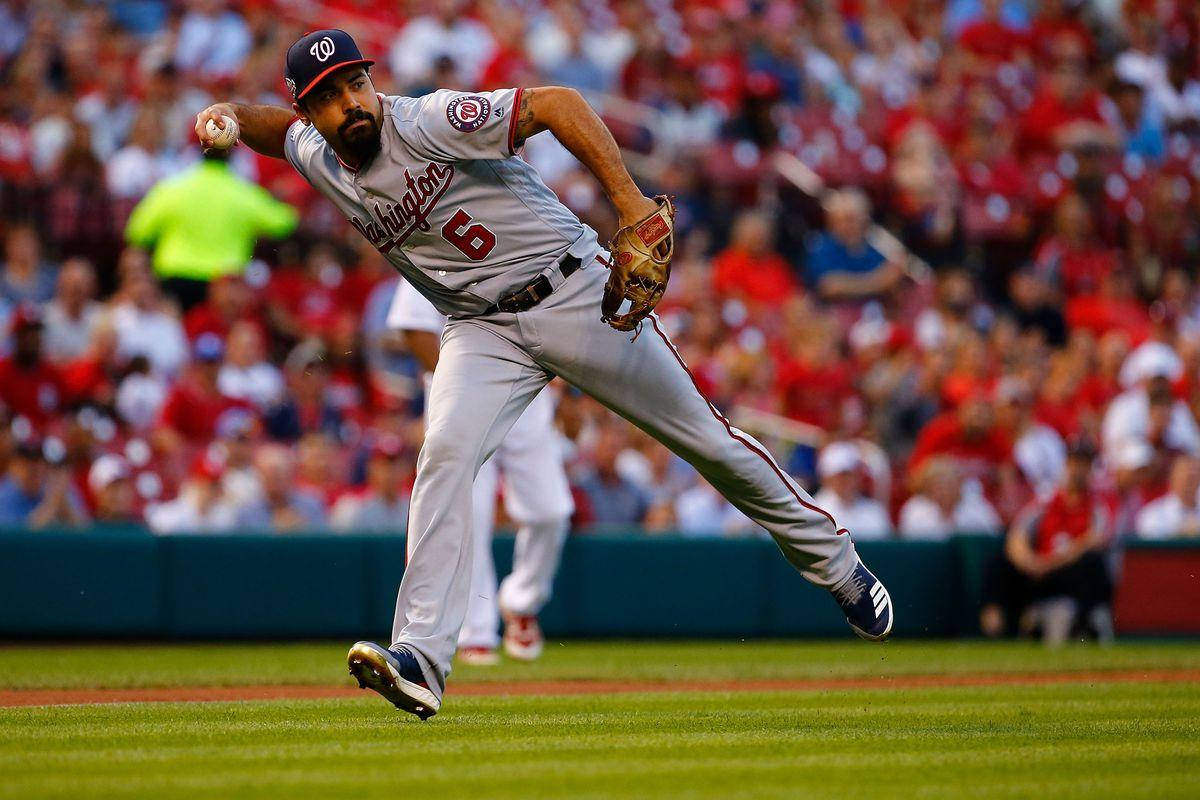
[601,195,675,334]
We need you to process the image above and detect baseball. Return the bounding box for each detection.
[204,115,239,149]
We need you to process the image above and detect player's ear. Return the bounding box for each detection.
[292,101,311,126]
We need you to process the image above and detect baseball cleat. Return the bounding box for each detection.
[831,560,893,641]
[456,646,500,666]
[501,612,544,661]
[347,641,440,719]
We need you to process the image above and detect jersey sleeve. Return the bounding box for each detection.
[386,279,448,334]
[405,88,523,162]
[283,118,326,181]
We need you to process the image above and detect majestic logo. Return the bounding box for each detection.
[310,36,335,62]
[285,77,297,96]
[446,95,490,132]
[349,162,455,253]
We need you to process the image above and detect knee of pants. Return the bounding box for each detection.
[417,426,482,480]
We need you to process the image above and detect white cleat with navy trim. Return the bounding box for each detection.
[831,560,894,641]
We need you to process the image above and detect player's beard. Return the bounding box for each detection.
[339,109,381,162]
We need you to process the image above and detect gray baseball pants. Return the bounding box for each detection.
[392,257,859,693]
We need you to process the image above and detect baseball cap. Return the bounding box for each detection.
[1119,341,1182,388]
[215,408,257,440]
[193,332,225,363]
[285,29,375,101]
[818,442,861,478]
[88,454,130,492]
[371,434,404,460]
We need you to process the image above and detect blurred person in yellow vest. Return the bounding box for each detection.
[123,149,298,310]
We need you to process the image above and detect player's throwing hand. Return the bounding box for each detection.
[195,104,240,150]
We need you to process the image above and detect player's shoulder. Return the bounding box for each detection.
[286,117,326,159]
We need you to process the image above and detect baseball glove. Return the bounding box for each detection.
[600,195,676,333]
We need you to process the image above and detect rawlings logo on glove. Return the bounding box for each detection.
[600,196,675,334]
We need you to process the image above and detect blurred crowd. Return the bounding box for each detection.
[0,0,1199,557]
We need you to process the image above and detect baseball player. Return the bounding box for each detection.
[387,277,572,664]
[196,29,893,720]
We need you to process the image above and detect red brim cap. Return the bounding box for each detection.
[295,58,375,100]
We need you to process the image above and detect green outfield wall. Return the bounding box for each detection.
[0,529,1195,638]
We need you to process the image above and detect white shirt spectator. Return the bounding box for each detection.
[218,363,284,410]
[115,372,168,431]
[1135,493,1200,540]
[813,487,892,540]
[221,466,264,511]
[330,491,409,533]
[1114,49,1166,92]
[1014,424,1067,499]
[109,303,188,377]
[145,486,238,534]
[1102,388,1200,458]
[41,299,102,363]
[106,144,171,201]
[75,91,137,161]
[174,6,252,78]
[674,483,755,537]
[388,15,496,89]
[898,490,1002,541]
[1148,79,1200,128]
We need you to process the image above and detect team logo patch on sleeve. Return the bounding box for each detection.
[446,95,491,132]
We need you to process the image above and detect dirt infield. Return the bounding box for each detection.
[3,668,1198,708]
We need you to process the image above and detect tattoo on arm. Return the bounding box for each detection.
[512,88,545,149]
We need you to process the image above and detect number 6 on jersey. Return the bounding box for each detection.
[441,208,496,260]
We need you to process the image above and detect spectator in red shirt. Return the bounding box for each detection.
[982,437,1114,643]
[265,242,348,340]
[1066,270,1151,342]
[155,333,251,454]
[908,394,1014,499]
[958,0,1031,68]
[1032,192,1119,297]
[712,210,797,310]
[183,274,262,343]
[0,307,66,430]
[1029,0,1095,67]
[1019,38,1118,157]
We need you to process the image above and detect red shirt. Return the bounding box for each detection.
[1065,294,1150,342]
[183,302,266,342]
[959,20,1030,63]
[712,248,797,308]
[60,356,112,407]
[909,412,1013,484]
[1019,87,1110,156]
[0,358,65,428]
[776,358,855,430]
[158,377,252,443]
[1032,488,1107,556]
[1033,236,1118,296]
[267,268,352,334]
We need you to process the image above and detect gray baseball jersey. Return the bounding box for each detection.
[284,89,600,317]
[288,86,864,699]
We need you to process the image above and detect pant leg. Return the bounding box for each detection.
[524,263,857,589]
[391,319,549,687]
[494,389,573,616]
[457,457,501,649]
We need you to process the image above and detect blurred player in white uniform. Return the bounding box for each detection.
[388,278,572,663]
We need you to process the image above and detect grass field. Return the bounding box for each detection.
[2,640,1199,799]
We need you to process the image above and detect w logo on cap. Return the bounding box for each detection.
[310,36,335,62]
[286,29,375,101]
